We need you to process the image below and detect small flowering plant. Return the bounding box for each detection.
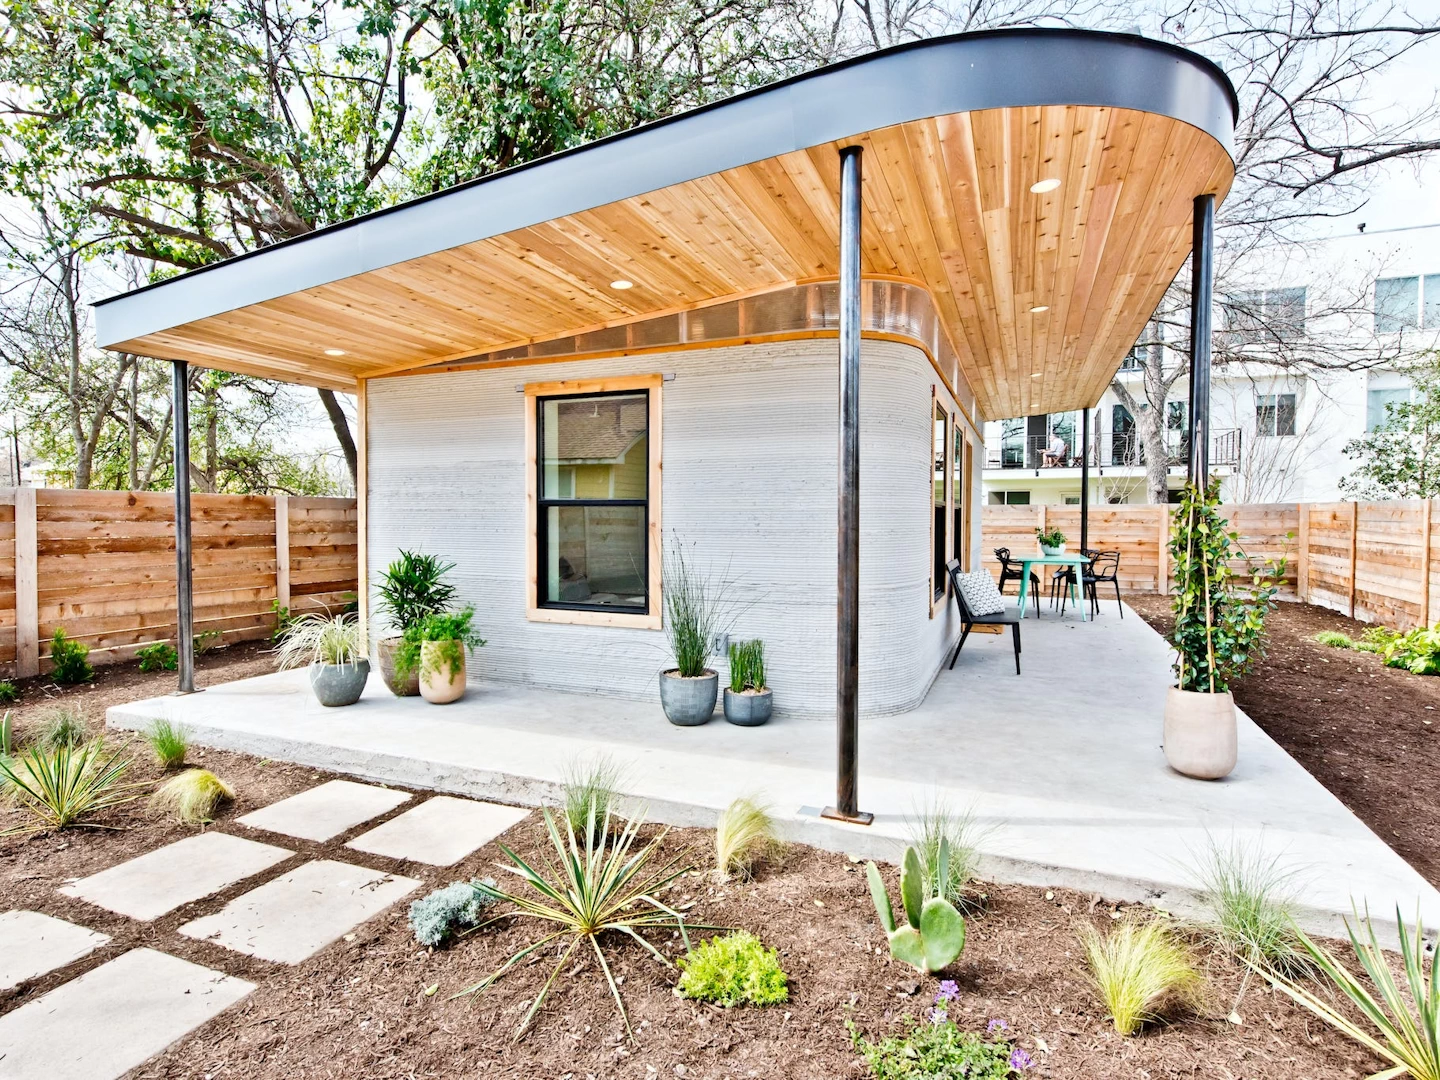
[848,991,1033,1078]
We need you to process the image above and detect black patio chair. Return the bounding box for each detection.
[1083,550,1124,618]
[993,547,1041,617]
[1053,548,1101,615]
[946,559,1021,674]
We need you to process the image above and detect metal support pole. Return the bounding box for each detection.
[172,360,197,694]
[1080,406,1090,554]
[822,145,871,826]
[1187,193,1215,486]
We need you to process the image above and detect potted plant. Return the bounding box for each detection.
[660,538,731,726]
[274,613,369,706]
[723,639,772,726]
[394,607,485,704]
[1164,479,1283,779]
[374,551,457,697]
[1036,527,1067,555]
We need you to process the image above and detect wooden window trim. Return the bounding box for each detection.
[525,374,663,630]
[930,389,950,618]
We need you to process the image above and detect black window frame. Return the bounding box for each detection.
[534,387,651,615]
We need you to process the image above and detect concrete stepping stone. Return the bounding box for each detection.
[346,796,530,866]
[0,911,110,991]
[177,859,421,964]
[0,947,252,1080]
[59,832,293,922]
[236,779,412,841]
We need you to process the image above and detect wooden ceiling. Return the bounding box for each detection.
[104,104,1231,420]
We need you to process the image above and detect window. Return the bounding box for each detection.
[988,490,1031,506]
[952,422,967,571]
[1229,287,1307,337]
[932,402,948,604]
[1255,393,1296,437]
[1000,417,1025,467]
[526,375,662,628]
[1063,495,1080,505]
[1367,387,1413,432]
[1375,276,1425,333]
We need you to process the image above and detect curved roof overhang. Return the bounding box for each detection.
[94,29,1236,420]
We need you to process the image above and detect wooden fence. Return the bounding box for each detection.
[982,499,1438,631]
[0,488,357,678]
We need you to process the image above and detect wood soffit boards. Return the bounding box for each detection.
[104,104,1232,421]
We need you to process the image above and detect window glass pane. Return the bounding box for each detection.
[541,393,647,500]
[1367,387,1411,431]
[933,406,947,600]
[1276,393,1296,436]
[542,504,646,607]
[1007,491,1030,505]
[1000,417,1024,466]
[1376,276,1419,333]
[1268,287,1307,335]
[1256,395,1275,436]
[1425,275,1440,329]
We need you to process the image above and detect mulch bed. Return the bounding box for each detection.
[1126,593,1440,888]
[2,714,1373,1079]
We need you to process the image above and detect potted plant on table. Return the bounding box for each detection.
[1164,479,1284,779]
[723,639,773,726]
[395,606,486,704]
[660,538,733,726]
[374,551,457,697]
[1035,527,1067,555]
[274,613,369,706]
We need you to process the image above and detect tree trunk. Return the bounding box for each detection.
[319,388,358,489]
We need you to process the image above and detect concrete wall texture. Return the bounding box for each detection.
[366,337,973,717]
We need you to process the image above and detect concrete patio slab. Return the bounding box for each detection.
[59,832,294,921]
[236,779,412,841]
[0,947,252,1080]
[176,859,420,964]
[109,604,1440,943]
[345,796,530,865]
[0,911,110,991]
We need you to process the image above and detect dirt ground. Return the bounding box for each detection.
[1127,593,1440,888]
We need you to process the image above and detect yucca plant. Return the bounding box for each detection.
[273,612,367,669]
[150,769,235,824]
[714,796,776,879]
[1080,918,1203,1035]
[1256,908,1440,1080]
[143,718,191,770]
[457,803,698,1039]
[561,755,625,842]
[0,740,147,833]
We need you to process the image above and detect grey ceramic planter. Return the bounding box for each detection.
[723,687,773,726]
[659,670,718,726]
[376,637,419,697]
[310,660,370,707]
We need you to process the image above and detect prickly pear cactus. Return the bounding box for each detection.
[865,845,966,974]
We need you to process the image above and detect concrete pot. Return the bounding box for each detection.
[723,687,773,726]
[310,660,369,707]
[660,670,718,726]
[376,636,420,697]
[1163,686,1237,779]
[419,641,466,704]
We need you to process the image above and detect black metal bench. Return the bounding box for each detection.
[945,558,1022,675]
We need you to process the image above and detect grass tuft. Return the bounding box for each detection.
[1192,835,1305,975]
[1080,918,1203,1036]
[561,754,624,841]
[714,797,777,879]
[1314,630,1354,649]
[150,768,235,824]
[34,706,91,752]
[905,797,989,907]
[143,718,191,770]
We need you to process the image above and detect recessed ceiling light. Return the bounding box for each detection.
[1030,371,1043,378]
[323,348,347,356]
[1030,305,1050,313]
[1030,178,1061,194]
[610,279,634,290]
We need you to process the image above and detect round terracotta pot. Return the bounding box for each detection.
[376,636,420,697]
[419,640,466,704]
[1163,686,1237,779]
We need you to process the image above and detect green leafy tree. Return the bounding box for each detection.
[1341,355,1440,501]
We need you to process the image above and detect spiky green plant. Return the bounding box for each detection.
[375,550,458,635]
[714,796,776,879]
[727,639,767,693]
[561,754,624,841]
[456,803,697,1039]
[1256,907,1440,1080]
[1,710,12,757]
[1314,630,1355,649]
[273,612,366,669]
[1193,836,1305,975]
[34,706,90,752]
[150,769,235,824]
[0,681,18,705]
[0,741,145,833]
[143,719,191,770]
[906,798,988,907]
[662,536,735,678]
[1079,918,1202,1035]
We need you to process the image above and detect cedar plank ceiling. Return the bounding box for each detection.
[104,105,1232,421]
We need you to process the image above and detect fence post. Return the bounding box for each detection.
[1349,501,1359,620]
[274,494,290,616]
[1296,503,1310,603]
[1421,498,1433,628]
[1155,505,1168,593]
[14,486,37,678]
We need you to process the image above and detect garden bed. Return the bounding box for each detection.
[1127,594,1440,888]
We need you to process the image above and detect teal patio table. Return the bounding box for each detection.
[1013,552,1092,621]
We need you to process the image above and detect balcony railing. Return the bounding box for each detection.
[987,427,1242,470]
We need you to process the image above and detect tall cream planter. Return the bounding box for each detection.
[419,640,466,704]
[1163,687,1237,780]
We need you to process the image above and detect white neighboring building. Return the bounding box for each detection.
[984,221,1440,506]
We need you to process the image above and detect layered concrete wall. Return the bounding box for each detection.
[366,338,970,716]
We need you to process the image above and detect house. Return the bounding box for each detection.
[93,29,1237,814]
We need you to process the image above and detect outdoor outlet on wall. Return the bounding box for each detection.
[713,632,729,654]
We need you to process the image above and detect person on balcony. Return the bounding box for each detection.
[1043,432,1068,467]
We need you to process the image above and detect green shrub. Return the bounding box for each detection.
[35,706,90,752]
[393,607,485,680]
[727,639,767,693]
[1377,625,1440,676]
[143,718,190,769]
[0,740,145,832]
[48,628,93,685]
[136,642,179,673]
[194,629,223,654]
[1314,630,1354,649]
[848,1004,1028,1079]
[0,681,18,704]
[1035,526,1067,549]
[1080,918,1202,1035]
[1356,626,1397,654]
[150,769,234,824]
[677,930,788,1006]
[408,880,498,947]
[375,550,457,635]
[270,599,295,644]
